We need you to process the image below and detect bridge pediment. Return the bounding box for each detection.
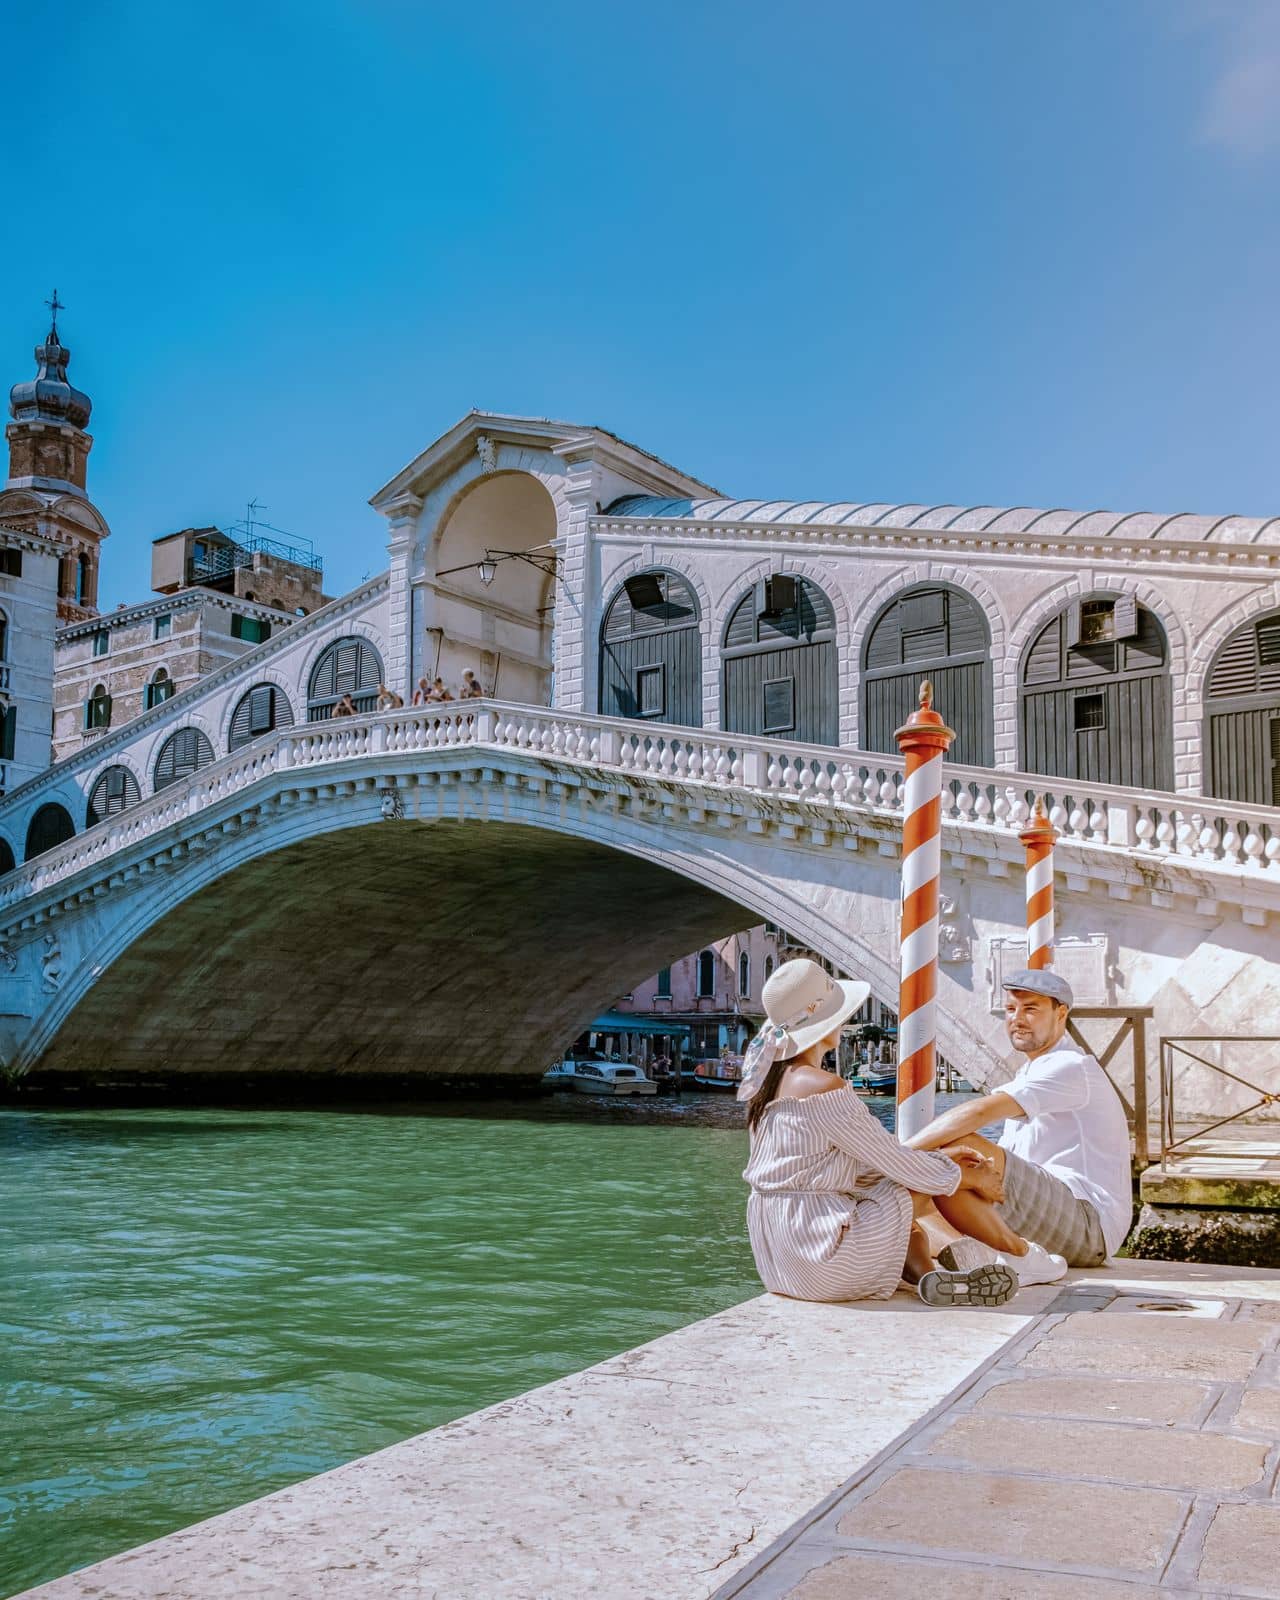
[369,411,717,525]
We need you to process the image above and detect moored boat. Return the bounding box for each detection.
[542,1053,658,1096]
[690,1055,743,1091]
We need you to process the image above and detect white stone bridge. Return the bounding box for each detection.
[0,409,1277,1109]
[0,696,1275,1105]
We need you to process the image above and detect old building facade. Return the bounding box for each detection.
[53,589,307,765]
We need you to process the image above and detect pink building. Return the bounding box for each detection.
[614,925,783,1059]
[611,925,895,1067]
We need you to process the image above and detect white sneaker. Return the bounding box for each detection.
[937,1237,999,1272]
[999,1239,1068,1286]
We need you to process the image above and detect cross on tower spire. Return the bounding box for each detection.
[45,289,64,336]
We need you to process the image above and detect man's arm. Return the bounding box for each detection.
[904,1090,1025,1150]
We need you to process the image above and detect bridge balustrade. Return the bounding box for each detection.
[1,701,1277,916]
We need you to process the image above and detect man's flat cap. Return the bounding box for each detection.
[1001,968,1073,1007]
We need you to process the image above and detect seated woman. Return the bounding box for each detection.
[741,958,1019,1308]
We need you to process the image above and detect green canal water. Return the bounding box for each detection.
[0,1097,761,1597]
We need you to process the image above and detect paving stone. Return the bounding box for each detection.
[782,1552,1161,1598]
[1198,1502,1280,1591]
[1018,1336,1256,1381]
[974,1374,1209,1425]
[1234,1386,1280,1434]
[1019,1312,1270,1381]
[1237,1298,1280,1323]
[929,1414,1268,1492]
[836,1467,1182,1573]
[1049,1309,1272,1352]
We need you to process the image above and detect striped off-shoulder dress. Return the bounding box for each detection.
[743,1085,962,1301]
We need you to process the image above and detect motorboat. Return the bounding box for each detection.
[542,1052,658,1096]
[853,1065,897,1093]
[690,1054,743,1091]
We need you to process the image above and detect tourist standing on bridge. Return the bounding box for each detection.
[375,683,403,711]
[904,969,1131,1276]
[740,959,1019,1308]
[460,669,484,699]
[332,693,357,717]
[412,677,431,706]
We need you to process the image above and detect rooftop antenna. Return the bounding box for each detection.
[45,288,64,336]
[245,497,267,537]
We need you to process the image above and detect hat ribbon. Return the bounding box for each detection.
[736,1023,788,1102]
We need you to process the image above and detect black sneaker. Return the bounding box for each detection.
[917,1262,1018,1308]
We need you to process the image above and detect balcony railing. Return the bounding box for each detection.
[3,701,1280,916]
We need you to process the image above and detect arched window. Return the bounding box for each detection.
[598,570,702,727]
[697,949,716,998]
[1019,595,1172,791]
[153,727,215,792]
[0,609,9,660]
[144,668,175,711]
[307,637,384,720]
[25,802,75,861]
[0,837,14,875]
[1204,608,1280,805]
[84,683,112,731]
[656,966,672,998]
[86,765,141,826]
[764,955,775,983]
[721,575,838,745]
[862,584,993,765]
[76,554,91,606]
[229,683,295,750]
[738,951,750,998]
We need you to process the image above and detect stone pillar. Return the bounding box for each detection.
[380,493,424,698]
[551,464,597,713]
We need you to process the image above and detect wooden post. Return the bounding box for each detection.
[1019,795,1057,970]
[894,680,955,1140]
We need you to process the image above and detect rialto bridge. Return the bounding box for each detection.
[0,412,1275,1113]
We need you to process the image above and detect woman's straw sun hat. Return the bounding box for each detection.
[761,958,870,1061]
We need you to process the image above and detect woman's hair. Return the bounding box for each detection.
[746,1057,790,1131]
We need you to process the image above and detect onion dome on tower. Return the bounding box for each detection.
[6,292,94,493]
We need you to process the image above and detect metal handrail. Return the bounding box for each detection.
[1159,1036,1280,1162]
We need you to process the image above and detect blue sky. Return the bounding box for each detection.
[5,1,1280,606]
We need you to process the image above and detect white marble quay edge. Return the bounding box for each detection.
[16,1260,1279,1600]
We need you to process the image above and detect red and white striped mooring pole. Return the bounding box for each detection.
[1019,796,1058,970]
[895,680,955,1141]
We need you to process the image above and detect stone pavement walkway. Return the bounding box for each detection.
[716,1284,1280,1599]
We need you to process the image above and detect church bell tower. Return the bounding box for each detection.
[1,294,110,621]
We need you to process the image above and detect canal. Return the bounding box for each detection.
[1,1090,966,1596]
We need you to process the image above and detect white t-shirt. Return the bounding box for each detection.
[998,1044,1133,1257]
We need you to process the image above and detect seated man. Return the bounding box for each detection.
[906,969,1132,1282]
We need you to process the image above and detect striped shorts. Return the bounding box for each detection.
[997,1152,1107,1267]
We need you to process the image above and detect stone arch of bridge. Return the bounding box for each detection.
[847,562,1007,757]
[219,666,299,749]
[20,799,1004,1091]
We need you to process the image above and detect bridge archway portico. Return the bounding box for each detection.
[368,415,720,708]
[427,471,558,705]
